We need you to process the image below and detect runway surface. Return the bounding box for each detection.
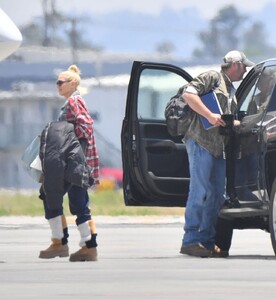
[1,216,276,299]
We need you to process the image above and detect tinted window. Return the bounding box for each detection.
[240,66,276,117]
[137,69,188,120]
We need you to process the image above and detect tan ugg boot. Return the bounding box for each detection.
[61,215,67,229]
[69,219,98,262]
[88,219,97,234]
[69,246,97,262]
[39,239,69,259]
[39,215,69,259]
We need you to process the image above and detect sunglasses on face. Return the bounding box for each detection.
[56,80,71,86]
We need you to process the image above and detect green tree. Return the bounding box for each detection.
[243,21,276,57]
[193,5,246,59]
[156,41,176,56]
[19,0,102,53]
[41,0,65,47]
[20,23,45,46]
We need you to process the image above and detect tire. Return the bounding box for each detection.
[269,178,276,255]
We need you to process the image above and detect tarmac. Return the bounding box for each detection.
[1,216,276,300]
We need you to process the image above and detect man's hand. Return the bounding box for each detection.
[233,120,241,126]
[207,113,226,127]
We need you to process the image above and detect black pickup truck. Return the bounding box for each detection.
[121,59,276,254]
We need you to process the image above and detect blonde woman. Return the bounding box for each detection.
[39,65,99,262]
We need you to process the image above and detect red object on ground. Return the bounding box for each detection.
[100,167,123,184]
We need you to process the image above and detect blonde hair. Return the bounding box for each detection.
[60,64,81,86]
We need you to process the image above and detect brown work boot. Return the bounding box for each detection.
[39,239,69,259]
[180,243,211,258]
[69,246,97,262]
[210,245,229,258]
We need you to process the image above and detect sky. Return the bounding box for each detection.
[1,0,276,26]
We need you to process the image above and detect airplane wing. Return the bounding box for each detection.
[0,8,22,61]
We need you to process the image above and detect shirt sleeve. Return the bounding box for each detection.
[186,70,221,95]
[66,96,93,140]
[185,85,198,94]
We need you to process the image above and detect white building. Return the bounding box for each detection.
[0,64,221,189]
[0,77,127,189]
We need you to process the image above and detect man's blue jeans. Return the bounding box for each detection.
[182,138,226,250]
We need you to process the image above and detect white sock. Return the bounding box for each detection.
[48,215,63,240]
[78,221,91,247]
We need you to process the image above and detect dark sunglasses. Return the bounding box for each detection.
[56,80,71,86]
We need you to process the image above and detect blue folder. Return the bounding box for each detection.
[200,91,222,129]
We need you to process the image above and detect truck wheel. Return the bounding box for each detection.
[269,178,276,255]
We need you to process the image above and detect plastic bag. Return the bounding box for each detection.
[21,136,43,182]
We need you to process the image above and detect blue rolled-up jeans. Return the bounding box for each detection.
[43,184,91,225]
[182,138,226,250]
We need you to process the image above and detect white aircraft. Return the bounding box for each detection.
[0,8,22,61]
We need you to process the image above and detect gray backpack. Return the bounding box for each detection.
[164,85,194,137]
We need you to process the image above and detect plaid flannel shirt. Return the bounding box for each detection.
[58,91,99,184]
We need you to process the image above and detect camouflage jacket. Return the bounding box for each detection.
[184,70,238,158]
